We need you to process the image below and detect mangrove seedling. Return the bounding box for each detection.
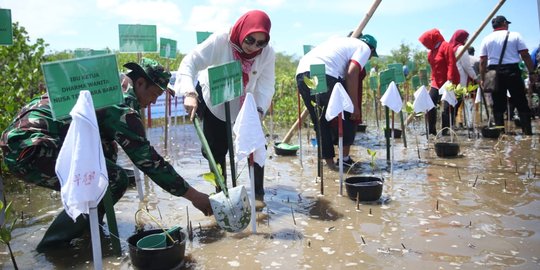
[0,200,19,269]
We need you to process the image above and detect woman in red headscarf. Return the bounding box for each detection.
[174,10,275,199]
[449,29,478,129]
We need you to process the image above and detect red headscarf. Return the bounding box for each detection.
[449,29,469,53]
[229,10,271,60]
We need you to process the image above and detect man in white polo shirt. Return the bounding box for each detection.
[479,15,537,135]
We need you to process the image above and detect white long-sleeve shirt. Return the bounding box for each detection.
[174,31,276,122]
[455,45,477,86]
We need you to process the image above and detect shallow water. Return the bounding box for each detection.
[1,119,540,269]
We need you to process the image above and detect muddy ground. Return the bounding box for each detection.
[1,117,539,269]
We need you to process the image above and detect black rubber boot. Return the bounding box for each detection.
[36,210,89,252]
[519,113,533,135]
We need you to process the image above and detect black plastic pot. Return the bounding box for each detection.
[384,128,402,139]
[434,142,460,157]
[481,126,503,139]
[357,124,367,133]
[274,142,298,156]
[128,229,186,270]
[344,176,383,201]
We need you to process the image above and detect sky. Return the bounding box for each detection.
[2,0,539,60]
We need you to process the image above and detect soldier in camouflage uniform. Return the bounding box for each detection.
[0,58,212,251]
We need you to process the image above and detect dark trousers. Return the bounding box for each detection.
[489,64,532,134]
[195,83,265,195]
[296,72,356,159]
[427,87,441,135]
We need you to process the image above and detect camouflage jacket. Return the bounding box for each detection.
[0,87,191,196]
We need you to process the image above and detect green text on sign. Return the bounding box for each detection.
[118,24,157,52]
[42,54,123,120]
[160,37,177,59]
[379,69,395,95]
[0,9,13,46]
[196,32,213,44]
[309,64,327,95]
[208,61,242,105]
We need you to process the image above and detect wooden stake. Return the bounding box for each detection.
[473,175,479,187]
[457,168,461,181]
[401,243,406,249]
[515,161,518,173]
[356,192,360,210]
[455,0,508,60]
[436,200,439,211]
[291,206,296,225]
[361,236,366,245]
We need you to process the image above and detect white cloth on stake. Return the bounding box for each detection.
[380,81,403,113]
[55,91,109,222]
[413,85,435,113]
[475,87,482,104]
[441,88,458,107]
[233,93,267,167]
[325,82,354,121]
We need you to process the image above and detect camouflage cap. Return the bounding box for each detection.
[124,58,173,95]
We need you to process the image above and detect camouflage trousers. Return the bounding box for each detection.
[3,145,129,204]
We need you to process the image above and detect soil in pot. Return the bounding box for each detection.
[434,142,460,157]
[345,176,383,201]
[128,228,186,270]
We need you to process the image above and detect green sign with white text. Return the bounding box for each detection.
[419,69,428,86]
[208,61,242,105]
[309,64,327,95]
[303,45,314,55]
[379,69,395,95]
[411,75,420,89]
[387,63,405,84]
[0,9,13,45]
[196,31,213,44]
[74,49,109,58]
[118,24,157,52]
[159,37,177,59]
[42,54,123,120]
[369,76,378,92]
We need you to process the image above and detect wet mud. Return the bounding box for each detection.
[1,119,540,269]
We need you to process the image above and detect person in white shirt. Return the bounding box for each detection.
[296,34,378,169]
[174,10,275,198]
[449,30,478,129]
[479,15,536,135]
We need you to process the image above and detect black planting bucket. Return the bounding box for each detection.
[128,229,186,270]
[344,176,383,201]
[384,128,402,138]
[434,142,460,157]
[481,126,503,139]
[274,142,298,156]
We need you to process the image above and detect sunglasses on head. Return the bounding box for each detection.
[243,35,268,48]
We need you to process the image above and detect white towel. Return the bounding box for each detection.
[413,85,435,113]
[441,87,458,107]
[380,81,403,113]
[475,87,482,104]
[233,93,266,167]
[325,82,354,121]
[55,91,109,222]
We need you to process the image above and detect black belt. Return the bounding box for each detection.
[487,63,520,70]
